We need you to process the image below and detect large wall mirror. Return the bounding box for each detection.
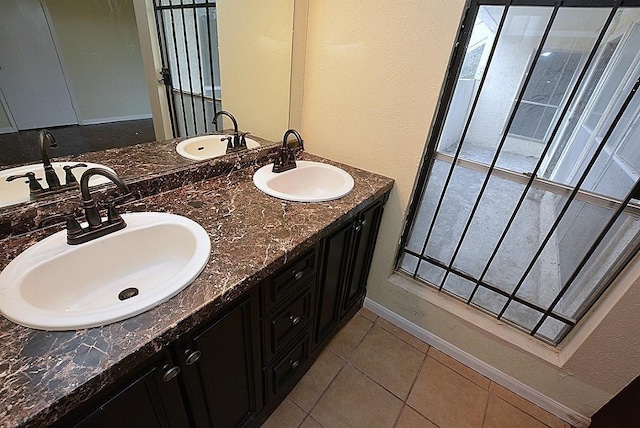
[0,0,303,210]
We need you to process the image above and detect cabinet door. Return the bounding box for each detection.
[342,202,385,313]
[65,349,190,428]
[179,290,262,428]
[315,221,354,345]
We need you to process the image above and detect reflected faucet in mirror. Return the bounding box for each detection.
[5,130,87,199]
[212,110,251,153]
[65,167,138,245]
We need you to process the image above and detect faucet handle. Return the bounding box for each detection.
[62,163,87,185]
[104,197,123,225]
[6,172,45,195]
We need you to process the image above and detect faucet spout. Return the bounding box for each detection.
[212,110,239,134]
[212,110,249,152]
[80,168,130,202]
[273,129,304,173]
[38,129,61,190]
[66,167,136,245]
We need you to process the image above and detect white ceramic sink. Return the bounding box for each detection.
[253,160,354,202]
[176,134,260,160]
[0,212,211,330]
[0,162,115,208]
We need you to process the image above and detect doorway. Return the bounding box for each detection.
[0,0,78,131]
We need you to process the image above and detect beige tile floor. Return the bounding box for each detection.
[262,308,573,428]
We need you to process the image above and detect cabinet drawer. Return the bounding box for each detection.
[265,332,310,400]
[263,287,313,362]
[263,249,316,313]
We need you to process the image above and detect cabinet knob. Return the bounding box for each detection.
[162,365,180,382]
[289,315,302,325]
[185,349,201,365]
[289,359,300,369]
[293,270,304,280]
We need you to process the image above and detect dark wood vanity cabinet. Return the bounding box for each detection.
[177,290,263,428]
[315,199,385,346]
[57,290,262,428]
[54,349,191,428]
[53,193,387,428]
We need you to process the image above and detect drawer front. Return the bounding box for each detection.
[263,249,316,313]
[266,332,310,400]
[263,287,313,362]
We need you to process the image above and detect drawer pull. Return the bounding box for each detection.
[293,270,304,280]
[162,365,180,382]
[290,315,301,325]
[185,349,201,365]
[290,359,300,369]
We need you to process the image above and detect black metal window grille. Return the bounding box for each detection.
[397,0,640,345]
[153,0,221,137]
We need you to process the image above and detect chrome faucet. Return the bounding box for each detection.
[272,129,304,173]
[39,129,61,190]
[65,167,137,245]
[212,110,250,153]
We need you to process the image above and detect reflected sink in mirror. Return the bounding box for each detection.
[0,162,116,208]
[253,161,354,202]
[176,134,261,160]
[0,212,211,331]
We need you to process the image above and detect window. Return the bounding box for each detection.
[397,1,640,345]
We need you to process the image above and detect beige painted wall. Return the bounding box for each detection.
[45,0,150,124]
[299,0,640,419]
[216,0,293,142]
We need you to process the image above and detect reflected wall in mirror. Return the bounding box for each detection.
[0,0,153,165]
[0,0,298,210]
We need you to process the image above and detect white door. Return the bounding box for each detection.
[0,0,77,130]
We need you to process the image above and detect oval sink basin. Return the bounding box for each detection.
[0,212,211,330]
[253,160,354,202]
[176,134,260,160]
[0,162,116,208]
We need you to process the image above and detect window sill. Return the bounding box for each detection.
[387,272,565,367]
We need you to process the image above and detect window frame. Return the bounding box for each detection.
[396,0,640,346]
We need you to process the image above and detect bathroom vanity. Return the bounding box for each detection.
[0,139,393,427]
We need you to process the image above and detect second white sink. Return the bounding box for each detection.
[0,212,211,330]
[176,134,260,160]
[253,160,354,202]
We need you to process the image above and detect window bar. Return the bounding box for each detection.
[497,75,640,321]
[204,2,219,127]
[402,249,576,326]
[530,77,640,337]
[440,2,561,289]
[190,1,208,133]
[167,6,190,136]
[153,0,178,137]
[412,1,512,281]
[466,3,620,304]
[179,0,199,135]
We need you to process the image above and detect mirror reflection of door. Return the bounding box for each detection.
[0,0,78,130]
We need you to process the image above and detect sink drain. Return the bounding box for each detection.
[118,287,139,301]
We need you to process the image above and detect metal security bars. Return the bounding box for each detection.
[397,0,640,345]
[153,0,222,138]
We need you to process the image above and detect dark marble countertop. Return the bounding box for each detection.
[0,132,277,238]
[0,153,394,427]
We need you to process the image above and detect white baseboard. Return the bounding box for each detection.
[363,298,591,428]
[79,114,152,126]
[0,126,17,134]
